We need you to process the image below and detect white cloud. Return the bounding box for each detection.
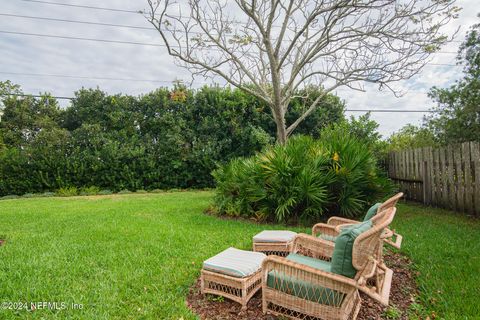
[0,0,477,136]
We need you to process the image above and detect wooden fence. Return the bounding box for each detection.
[387,141,480,216]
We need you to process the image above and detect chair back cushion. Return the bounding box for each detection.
[363,203,382,221]
[330,220,373,278]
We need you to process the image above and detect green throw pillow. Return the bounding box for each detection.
[330,220,373,278]
[363,203,382,221]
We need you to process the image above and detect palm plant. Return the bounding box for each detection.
[212,128,394,223]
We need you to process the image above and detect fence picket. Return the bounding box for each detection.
[463,142,473,214]
[471,142,480,216]
[447,145,456,211]
[388,141,478,215]
[455,144,465,212]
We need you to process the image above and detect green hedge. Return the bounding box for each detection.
[0,85,344,196]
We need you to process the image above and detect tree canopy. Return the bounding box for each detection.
[147,0,458,143]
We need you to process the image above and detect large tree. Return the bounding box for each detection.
[427,16,480,144]
[146,0,458,143]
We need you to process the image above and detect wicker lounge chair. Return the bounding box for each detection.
[313,193,404,249]
[262,207,396,320]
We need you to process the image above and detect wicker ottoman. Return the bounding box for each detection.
[201,248,266,310]
[253,230,297,256]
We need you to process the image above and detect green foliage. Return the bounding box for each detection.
[56,187,79,197]
[98,189,113,195]
[213,129,394,223]
[22,193,36,198]
[387,124,437,152]
[79,186,101,196]
[383,305,402,319]
[0,85,344,196]
[336,113,388,158]
[426,19,480,145]
[0,195,19,200]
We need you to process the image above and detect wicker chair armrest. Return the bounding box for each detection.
[311,223,339,237]
[262,255,358,294]
[383,229,403,249]
[292,233,335,260]
[333,223,357,233]
[327,216,360,226]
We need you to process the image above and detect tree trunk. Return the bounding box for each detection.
[272,105,288,145]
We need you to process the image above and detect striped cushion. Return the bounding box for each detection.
[203,248,266,278]
[253,230,297,243]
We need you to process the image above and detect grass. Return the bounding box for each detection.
[392,202,480,319]
[0,192,478,319]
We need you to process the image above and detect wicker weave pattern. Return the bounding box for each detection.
[313,193,404,250]
[262,256,360,320]
[262,208,396,320]
[253,241,293,256]
[201,269,262,309]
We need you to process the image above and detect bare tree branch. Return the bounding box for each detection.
[146,0,459,143]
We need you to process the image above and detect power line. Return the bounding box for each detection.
[18,0,465,43]
[0,13,462,54]
[0,71,198,84]
[0,30,168,48]
[0,93,74,100]
[0,93,438,113]
[0,30,461,66]
[0,13,153,31]
[20,0,139,14]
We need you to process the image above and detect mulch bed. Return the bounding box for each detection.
[186,251,418,320]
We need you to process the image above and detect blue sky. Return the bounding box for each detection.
[0,0,478,136]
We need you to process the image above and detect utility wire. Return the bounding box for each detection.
[20,0,139,14]
[0,30,462,66]
[0,30,169,48]
[0,13,462,55]
[0,13,153,30]
[0,93,438,113]
[0,71,459,92]
[18,0,465,42]
[0,71,197,84]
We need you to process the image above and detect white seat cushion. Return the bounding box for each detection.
[203,248,266,278]
[253,230,297,243]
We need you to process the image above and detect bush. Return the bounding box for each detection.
[79,186,101,196]
[148,189,165,193]
[212,130,394,224]
[117,189,132,194]
[39,192,56,198]
[98,189,113,195]
[56,187,79,197]
[0,195,19,200]
[22,193,36,198]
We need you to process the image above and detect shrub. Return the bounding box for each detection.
[22,193,36,198]
[117,189,132,194]
[98,189,113,195]
[56,187,79,197]
[79,186,101,196]
[148,189,165,193]
[0,195,19,200]
[212,130,394,224]
[39,192,56,197]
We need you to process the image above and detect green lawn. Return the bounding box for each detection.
[0,192,478,319]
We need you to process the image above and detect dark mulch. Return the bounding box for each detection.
[186,251,418,320]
